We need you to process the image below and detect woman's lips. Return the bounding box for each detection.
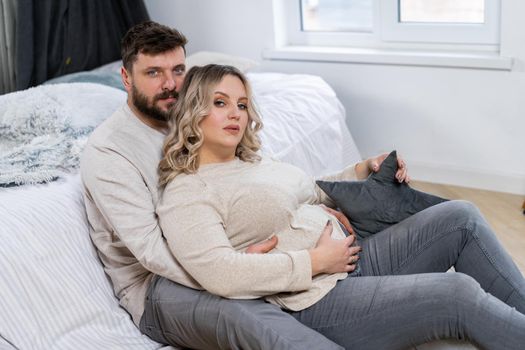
[224,125,240,134]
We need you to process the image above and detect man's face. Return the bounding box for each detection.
[122,47,186,122]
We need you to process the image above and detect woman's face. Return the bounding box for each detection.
[198,74,249,162]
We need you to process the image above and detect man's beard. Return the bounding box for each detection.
[131,85,179,122]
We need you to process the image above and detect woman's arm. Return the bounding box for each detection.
[158,179,312,299]
[314,153,410,205]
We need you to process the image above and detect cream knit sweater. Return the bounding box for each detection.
[158,157,358,311]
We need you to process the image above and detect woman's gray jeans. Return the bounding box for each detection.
[289,200,525,349]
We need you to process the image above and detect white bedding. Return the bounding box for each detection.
[0,176,172,350]
[0,83,125,186]
[0,72,361,349]
[251,72,361,176]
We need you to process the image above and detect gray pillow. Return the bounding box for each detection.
[316,151,448,238]
[44,71,125,91]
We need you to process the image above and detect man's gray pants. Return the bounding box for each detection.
[140,275,342,349]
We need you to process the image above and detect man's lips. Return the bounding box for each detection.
[155,91,179,103]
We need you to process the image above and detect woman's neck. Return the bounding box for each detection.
[198,147,236,166]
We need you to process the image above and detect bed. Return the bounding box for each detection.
[0,53,475,349]
[0,53,361,349]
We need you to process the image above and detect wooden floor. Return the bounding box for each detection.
[411,181,525,273]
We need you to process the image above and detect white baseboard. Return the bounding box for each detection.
[409,161,525,195]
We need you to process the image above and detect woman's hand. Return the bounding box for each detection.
[309,221,360,276]
[356,152,410,183]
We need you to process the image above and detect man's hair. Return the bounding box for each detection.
[158,64,263,185]
[121,21,188,73]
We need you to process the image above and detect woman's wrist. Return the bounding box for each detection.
[308,248,323,276]
[354,159,372,180]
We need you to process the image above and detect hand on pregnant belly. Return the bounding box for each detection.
[309,221,361,276]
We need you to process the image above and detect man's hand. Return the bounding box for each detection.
[319,204,355,235]
[245,236,278,254]
[357,153,410,183]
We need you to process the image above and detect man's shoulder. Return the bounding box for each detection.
[80,104,163,182]
[82,106,143,171]
[87,105,136,149]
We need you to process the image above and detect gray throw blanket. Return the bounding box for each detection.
[0,82,125,186]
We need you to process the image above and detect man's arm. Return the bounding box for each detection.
[81,145,196,285]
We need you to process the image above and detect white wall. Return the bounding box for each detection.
[146,0,525,195]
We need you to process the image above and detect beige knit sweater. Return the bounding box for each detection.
[157,157,358,311]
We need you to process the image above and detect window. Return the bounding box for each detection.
[301,0,373,32]
[399,0,484,23]
[284,0,500,49]
[382,0,500,44]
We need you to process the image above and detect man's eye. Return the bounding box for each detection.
[214,100,225,107]
[147,70,158,77]
[238,103,248,110]
[174,67,185,75]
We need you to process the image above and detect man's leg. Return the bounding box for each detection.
[359,200,525,313]
[140,276,343,350]
[290,273,525,349]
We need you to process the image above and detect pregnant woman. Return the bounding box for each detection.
[156,64,525,349]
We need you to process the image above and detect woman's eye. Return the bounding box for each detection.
[238,103,248,110]
[214,100,225,107]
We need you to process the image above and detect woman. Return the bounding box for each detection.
[158,64,525,349]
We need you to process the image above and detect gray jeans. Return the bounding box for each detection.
[289,200,525,349]
[140,275,343,350]
[141,200,525,349]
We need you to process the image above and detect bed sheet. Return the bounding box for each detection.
[0,176,176,350]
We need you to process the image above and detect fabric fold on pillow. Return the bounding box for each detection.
[316,150,448,238]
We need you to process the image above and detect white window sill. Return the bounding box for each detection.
[263,46,513,71]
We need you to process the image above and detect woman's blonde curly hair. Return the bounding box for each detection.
[159,64,263,186]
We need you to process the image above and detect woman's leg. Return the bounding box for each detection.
[290,273,525,350]
[358,200,525,313]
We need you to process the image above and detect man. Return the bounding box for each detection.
[80,21,345,349]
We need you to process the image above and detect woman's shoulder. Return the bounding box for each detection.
[259,156,308,174]
[162,172,205,195]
